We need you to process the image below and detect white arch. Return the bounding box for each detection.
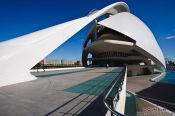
[0,2,129,87]
[98,12,166,70]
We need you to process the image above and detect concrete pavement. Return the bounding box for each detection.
[0,67,117,116]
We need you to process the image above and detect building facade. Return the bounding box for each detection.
[82,8,165,75]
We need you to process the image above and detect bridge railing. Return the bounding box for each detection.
[103,66,127,116]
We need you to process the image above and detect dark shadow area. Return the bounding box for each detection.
[44,68,122,116]
[45,83,110,116]
[45,92,108,116]
[45,94,83,116]
[78,96,108,116]
[136,83,175,112]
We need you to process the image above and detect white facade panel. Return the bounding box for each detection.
[98,12,165,70]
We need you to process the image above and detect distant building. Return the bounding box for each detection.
[61,59,74,65]
[165,58,175,65]
[43,57,76,66]
[44,57,61,65]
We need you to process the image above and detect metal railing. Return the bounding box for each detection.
[103,66,127,116]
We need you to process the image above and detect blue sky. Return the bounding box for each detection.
[0,0,175,61]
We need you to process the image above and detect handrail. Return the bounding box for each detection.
[103,66,126,116]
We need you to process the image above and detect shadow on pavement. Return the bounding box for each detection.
[136,83,175,112]
[78,96,107,116]
[44,68,122,116]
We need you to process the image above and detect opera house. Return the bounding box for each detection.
[82,6,165,76]
[0,2,170,116]
[0,1,165,87]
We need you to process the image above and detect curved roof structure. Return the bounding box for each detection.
[0,2,165,87]
[98,12,165,70]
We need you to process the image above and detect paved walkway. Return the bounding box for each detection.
[65,68,123,96]
[126,74,175,112]
[0,67,120,116]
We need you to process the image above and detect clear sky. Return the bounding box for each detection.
[0,0,175,61]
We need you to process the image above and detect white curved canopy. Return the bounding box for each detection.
[98,12,165,70]
[0,2,129,87]
[0,1,165,87]
[0,2,165,115]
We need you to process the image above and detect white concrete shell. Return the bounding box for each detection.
[98,12,165,70]
[0,2,129,87]
[0,1,165,88]
[0,2,165,115]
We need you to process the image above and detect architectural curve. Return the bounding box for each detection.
[98,12,165,70]
[0,2,166,115]
[82,4,165,75]
[0,2,129,87]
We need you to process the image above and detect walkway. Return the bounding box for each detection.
[0,67,122,116]
[65,67,123,96]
